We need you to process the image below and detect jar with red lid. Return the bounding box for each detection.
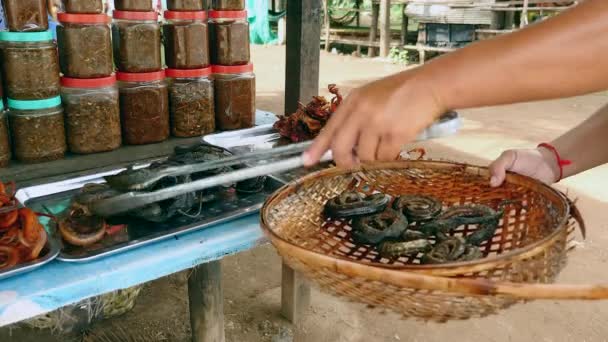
[209,10,250,66]
[163,11,209,70]
[61,76,122,154]
[212,0,244,11]
[2,0,49,32]
[117,71,169,145]
[57,13,114,78]
[112,10,162,73]
[213,64,254,131]
[167,68,214,137]
[114,0,154,12]
[167,0,205,11]
[63,0,104,14]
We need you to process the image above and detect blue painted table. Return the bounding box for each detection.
[0,213,267,337]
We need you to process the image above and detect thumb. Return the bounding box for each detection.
[489,150,516,187]
[303,129,333,167]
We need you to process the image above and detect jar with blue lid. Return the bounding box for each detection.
[8,96,67,163]
[0,102,11,167]
[0,30,61,100]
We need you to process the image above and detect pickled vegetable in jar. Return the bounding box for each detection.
[117,71,170,145]
[2,0,49,32]
[57,13,114,79]
[0,104,11,168]
[212,0,244,10]
[163,11,209,70]
[112,10,162,73]
[63,0,104,14]
[61,76,122,154]
[0,31,61,100]
[212,64,255,131]
[167,68,215,137]
[8,97,67,163]
[114,0,153,11]
[167,0,205,11]
[209,10,250,66]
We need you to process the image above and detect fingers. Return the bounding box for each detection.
[357,129,381,163]
[304,101,351,167]
[331,114,362,168]
[489,150,517,187]
[376,133,405,161]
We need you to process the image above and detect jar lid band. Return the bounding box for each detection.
[209,10,247,19]
[164,10,207,20]
[212,63,254,74]
[116,70,166,82]
[8,97,62,110]
[166,67,212,78]
[58,13,111,24]
[0,30,54,42]
[61,75,117,88]
[113,10,158,20]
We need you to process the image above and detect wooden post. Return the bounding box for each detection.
[284,0,322,115]
[379,0,391,57]
[367,2,380,57]
[520,0,529,28]
[324,0,331,52]
[188,261,225,342]
[281,262,311,323]
[400,4,408,46]
[355,0,361,27]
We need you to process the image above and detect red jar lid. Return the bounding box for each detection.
[116,70,165,82]
[58,13,111,24]
[164,11,207,20]
[209,10,247,19]
[212,64,253,74]
[113,10,158,21]
[166,67,212,78]
[61,75,117,88]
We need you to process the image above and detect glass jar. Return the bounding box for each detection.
[212,0,244,11]
[63,0,103,14]
[167,68,215,137]
[209,10,250,66]
[167,0,205,11]
[112,10,162,73]
[8,97,67,163]
[57,13,114,78]
[114,0,153,11]
[117,71,169,145]
[0,103,11,168]
[2,0,49,32]
[163,11,209,70]
[61,76,122,154]
[0,31,61,100]
[212,64,255,131]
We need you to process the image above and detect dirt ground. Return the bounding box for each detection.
[3,45,608,341]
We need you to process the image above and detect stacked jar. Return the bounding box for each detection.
[112,3,169,145]
[209,1,255,131]
[163,3,215,137]
[56,4,122,154]
[0,0,65,164]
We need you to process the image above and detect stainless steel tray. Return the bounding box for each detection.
[15,166,284,263]
[0,208,61,280]
[203,114,462,183]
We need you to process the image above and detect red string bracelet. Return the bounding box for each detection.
[537,143,571,182]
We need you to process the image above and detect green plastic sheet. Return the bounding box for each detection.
[246,0,278,45]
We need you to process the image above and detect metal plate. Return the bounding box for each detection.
[15,167,284,263]
[0,212,61,281]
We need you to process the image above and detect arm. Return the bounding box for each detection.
[305,0,608,168]
[490,103,608,186]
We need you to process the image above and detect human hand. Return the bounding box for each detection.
[489,147,560,187]
[303,71,446,168]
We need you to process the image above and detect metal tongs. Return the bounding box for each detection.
[90,141,332,217]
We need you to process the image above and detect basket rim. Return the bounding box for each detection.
[260,160,572,273]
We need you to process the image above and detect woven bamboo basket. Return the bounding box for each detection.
[260,160,603,322]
